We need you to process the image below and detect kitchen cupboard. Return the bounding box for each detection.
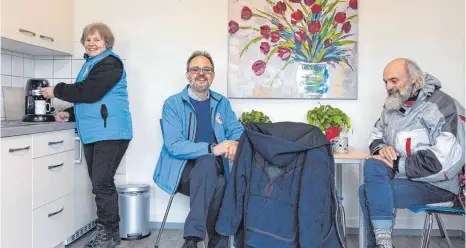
[1,0,74,55]
[0,129,96,248]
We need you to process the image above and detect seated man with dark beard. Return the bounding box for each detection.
[359,58,465,248]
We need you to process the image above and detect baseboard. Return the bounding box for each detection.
[149,222,465,238]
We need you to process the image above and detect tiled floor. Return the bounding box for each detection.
[67,228,465,248]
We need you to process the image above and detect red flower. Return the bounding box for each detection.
[273,1,287,15]
[252,60,266,76]
[311,4,322,14]
[294,30,306,44]
[290,0,301,2]
[341,21,351,33]
[271,32,280,42]
[304,0,315,6]
[241,6,252,20]
[349,0,357,10]
[335,12,346,23]
[308,20,321,34]
[278,46,291,60]
[260,25,271,39]
[228,20,239,34]
[324,39,332,47]
[260,42,270,54]
[278,23,285,31]
[291,10,304,24]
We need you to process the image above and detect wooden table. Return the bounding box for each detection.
[334,147,371,248]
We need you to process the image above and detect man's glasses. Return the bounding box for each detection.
[187,66,214,74]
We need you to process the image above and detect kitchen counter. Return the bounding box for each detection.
[1,120,76,138]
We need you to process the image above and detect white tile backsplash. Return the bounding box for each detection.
[53,60,72,78]
[11,56,23,77]
[24,58,34,77]
[1,75,12,87]
[71,59,84,76]
[1,54,12,75]
[11,76,25,87]
[35,59,53,78]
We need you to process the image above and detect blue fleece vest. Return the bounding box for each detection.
[74,49,133,144]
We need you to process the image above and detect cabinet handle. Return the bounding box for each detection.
[18,28,36,37]
[8,146,30,153]
[48,140,64,146]
[48,207,64,218]
[48,163,64,170]
[39,35,54,42]
[74,136,82,164]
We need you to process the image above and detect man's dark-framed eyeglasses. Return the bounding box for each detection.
[187,67,214,74]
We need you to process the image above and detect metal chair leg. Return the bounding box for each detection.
[434,213,453,248]
[338,200,347,237]
[420,212,434,248]
[154,194,176,248]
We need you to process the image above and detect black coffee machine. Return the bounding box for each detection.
[22,78,56,122]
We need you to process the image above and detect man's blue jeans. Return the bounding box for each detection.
[359,159,456,247]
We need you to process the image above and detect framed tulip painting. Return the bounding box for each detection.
[227,0,358,99]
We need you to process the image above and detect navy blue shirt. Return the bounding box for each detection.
[189,97,216,145]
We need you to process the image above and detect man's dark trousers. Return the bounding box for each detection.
[178,155,229,248]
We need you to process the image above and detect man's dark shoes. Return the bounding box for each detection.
[181,236,201,248]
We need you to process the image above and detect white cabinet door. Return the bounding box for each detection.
[1,0,74,55]
[35,0,74,54]
[73,140,97,230]
[1,0,39,45]
[0,135,33,248]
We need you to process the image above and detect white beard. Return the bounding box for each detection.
[384,84,414,110]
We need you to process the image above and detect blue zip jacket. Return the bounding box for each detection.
[74,49,133,144]
[153,85,244,194]
[216,122,346,248]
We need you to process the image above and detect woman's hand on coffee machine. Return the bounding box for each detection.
[40,86,55,98]
[56,112,70,122]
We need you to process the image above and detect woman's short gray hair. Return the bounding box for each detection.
[405,59,426,90]
[80,22,115,49]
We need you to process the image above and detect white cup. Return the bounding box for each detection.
[34,100,51,115]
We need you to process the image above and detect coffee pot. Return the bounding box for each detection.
[22,78,56,122]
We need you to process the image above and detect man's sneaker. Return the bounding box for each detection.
[84,224,118,248]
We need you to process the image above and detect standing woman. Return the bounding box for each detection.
[41,22,132,248]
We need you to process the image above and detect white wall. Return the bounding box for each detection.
[74,0,465,230]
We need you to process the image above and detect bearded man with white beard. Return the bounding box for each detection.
[359,58,465,248]
[153,51,244,248]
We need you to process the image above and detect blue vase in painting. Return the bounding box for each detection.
[296,62,330,98]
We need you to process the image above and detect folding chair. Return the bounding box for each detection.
[154,193,208,248]
[408,204,465,248]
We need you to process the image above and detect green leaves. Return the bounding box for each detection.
[306,104,351,131]
[240,36,263,58]
[238,110,272,125]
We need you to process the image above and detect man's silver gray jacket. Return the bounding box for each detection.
[369,74,465,194]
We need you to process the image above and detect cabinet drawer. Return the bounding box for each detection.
[33,151,74,209]
[32,130,75,158]
[33,194,74,248]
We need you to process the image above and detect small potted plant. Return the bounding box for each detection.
[307,104,351,142]
[238,109,272,126]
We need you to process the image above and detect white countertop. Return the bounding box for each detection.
[1,120,76,138]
